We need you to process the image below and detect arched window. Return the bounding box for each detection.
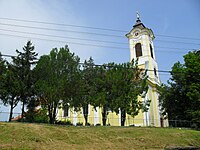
[135,43,142,57]
[150,44,154,59]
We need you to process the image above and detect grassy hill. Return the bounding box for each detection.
[0,122,199,150]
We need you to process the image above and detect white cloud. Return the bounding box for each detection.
[0,0,113,64]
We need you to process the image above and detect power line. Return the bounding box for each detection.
[0,28,126,45]
[1,28,199,46]
[0,53,172,73]
[154,46,197,51]
[0,33,193,53]
[2,53,199,77]
[0,17,200,41]
[0,33,127,50]
[156,34,200,41]
[155,40,200,46]
[0,23,123,38]
[0,17,126,33]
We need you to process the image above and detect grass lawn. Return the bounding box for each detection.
[0,122,199,150]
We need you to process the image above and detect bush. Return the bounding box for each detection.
[85,122,91,126]
[34,109,48,123]
[76,122,83,126]
[129,124,135,127]
[191,123,198,130]
[55,120,73,126]
[22,108,48,123]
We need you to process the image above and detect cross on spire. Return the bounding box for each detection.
[132,11,145,28]
[136,11,140,20]
[135,11,141,24]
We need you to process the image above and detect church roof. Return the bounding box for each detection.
[133,16,146,29]
[126,13,155,39]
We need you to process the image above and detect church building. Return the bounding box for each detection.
[126,13,168,127]
[57,14,168,127]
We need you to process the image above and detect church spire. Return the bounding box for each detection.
[133,11,145,28]
[136,11,140,22]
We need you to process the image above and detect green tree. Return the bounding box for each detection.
[0,54,22,122]
[0,62,21,122]
[12,41,38,120]
[0,53,6,95]
[90,64,112,126]
[25,96,48,123]
[109,60,149,126]
[79,57,96,126]
[0,53,4,114]
[34,46,80,124]
[159,50,200,127]
[0,53,6,75]
[91,60,149,126]
[25,96,39,122]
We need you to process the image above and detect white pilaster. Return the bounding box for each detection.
[73,109,77,125]
[94,107,99,125]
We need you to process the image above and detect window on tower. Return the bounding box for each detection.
[150,44,154,59]
[135,43,142,57]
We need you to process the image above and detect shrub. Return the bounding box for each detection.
[191,123,198,130]
[85,122,91,126]
[34,109,48,123]
[21,108,48,123]
[55,120,73,126]
[76,122,83,126]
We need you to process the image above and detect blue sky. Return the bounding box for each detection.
[0,0,200,120]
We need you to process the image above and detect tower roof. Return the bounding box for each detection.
[133,12,146,29]
[126,12,155,39]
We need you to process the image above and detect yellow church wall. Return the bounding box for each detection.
[148,86,156,126]
[151,87,161,127]
[57,106,73,123]
[138,64,145,69]
[76,111,84,124]
[98,108,103,125]
[133,96,147,126]
[107,112,119,126]
[132,114,144,126]
[145,83,161,127]
[57,105,146,126]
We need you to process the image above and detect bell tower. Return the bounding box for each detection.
[126,13,164,127]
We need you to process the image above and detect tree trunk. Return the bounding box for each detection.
[102,105,107,126]
[8,97,14,122]
[48,102,57,124]
[52,104,57,124]
[83,105,88,126]
[49,115,54,124]
[121,109,126,126]
[48,105,54,124]
[21,98,25,122]
[84,115,88,126]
